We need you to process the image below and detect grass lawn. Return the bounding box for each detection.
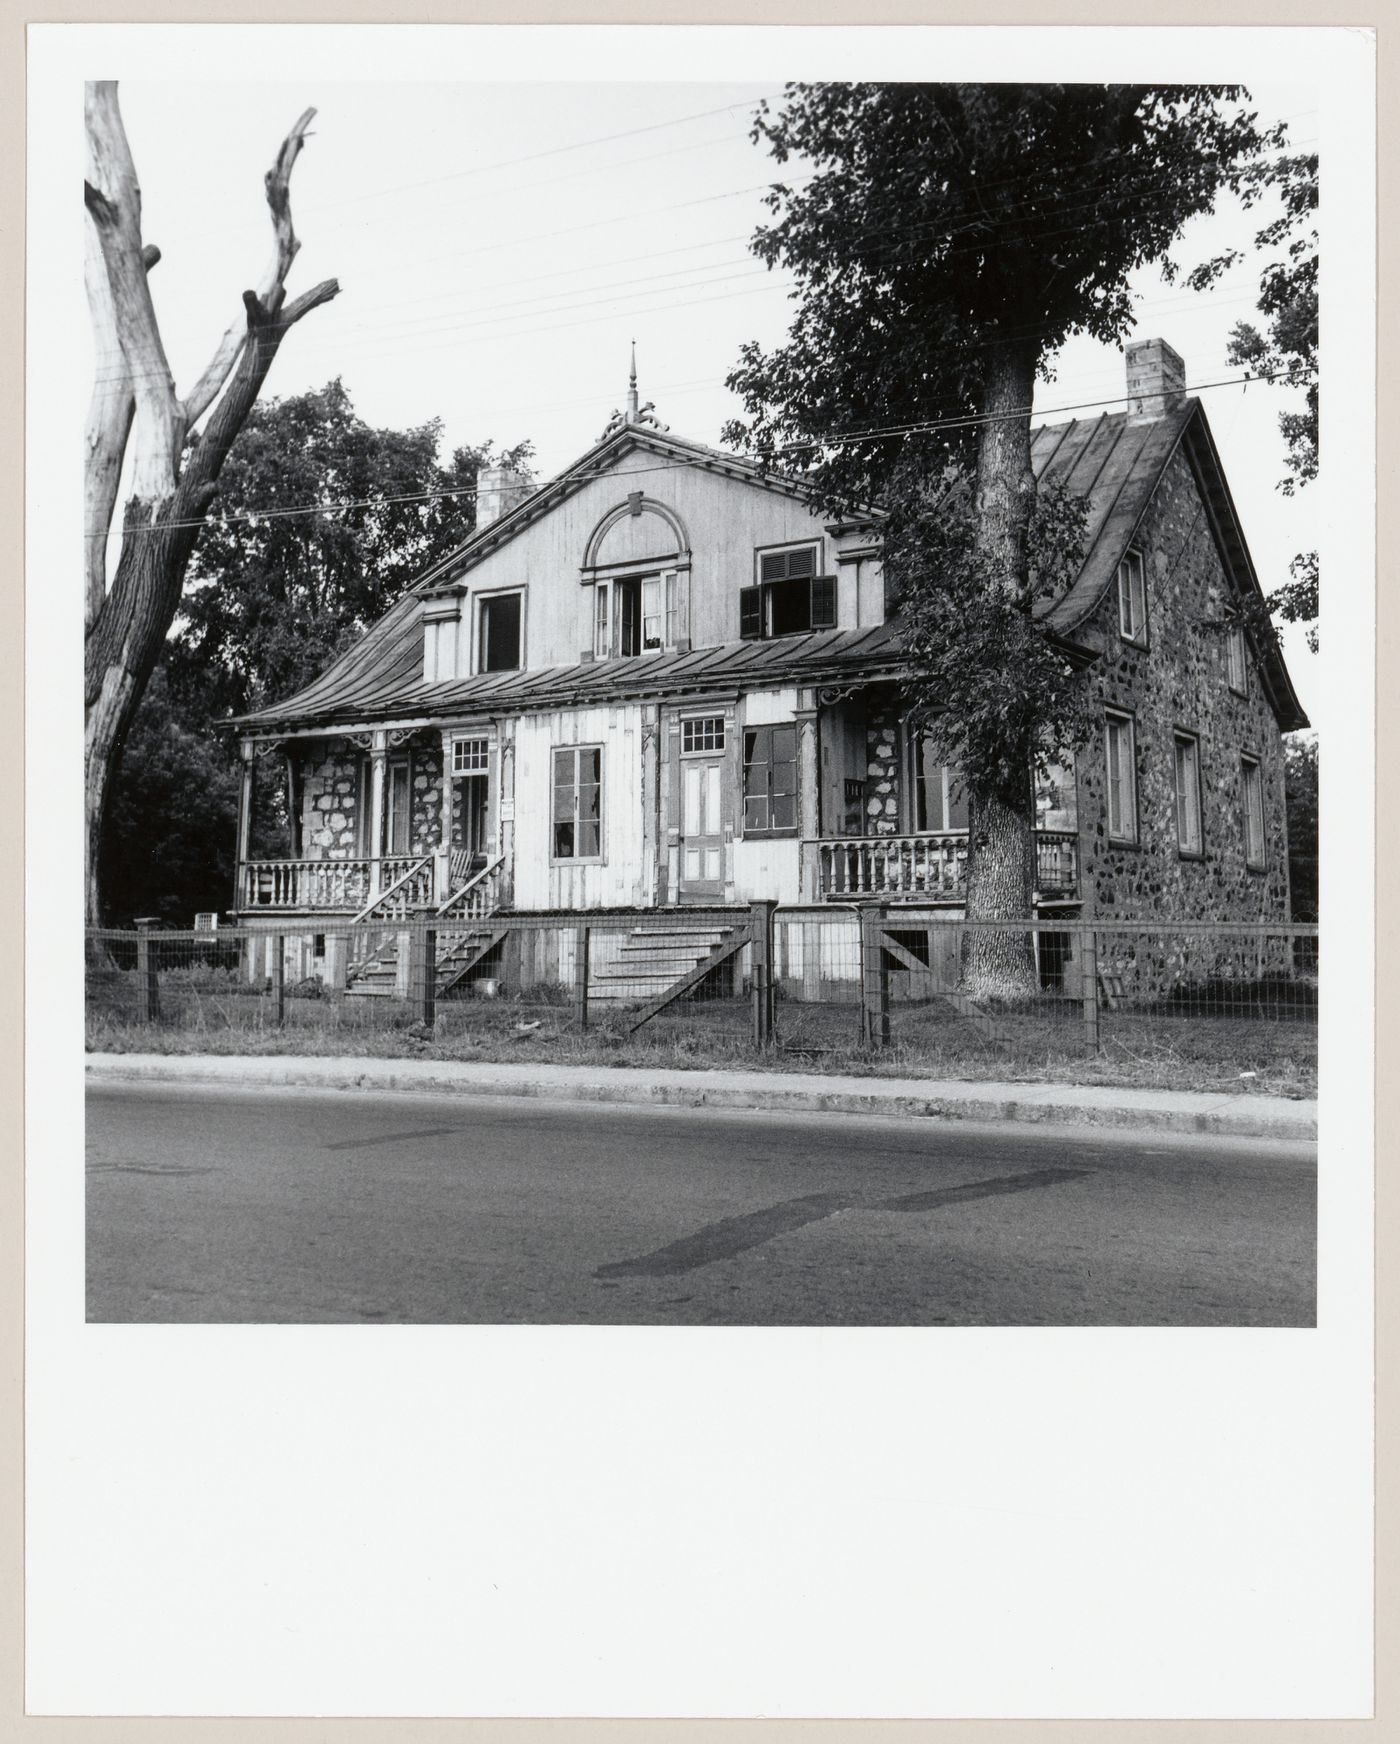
[86,976,1317,1099]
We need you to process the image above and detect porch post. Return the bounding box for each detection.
[284,749,302,858]
[640,706,660,907]
[367,729,388,897]
[235,738,256,907]
[439,729,455,850]
[436,728,455,902]
[498,721,516,903]
[796,691,821,901]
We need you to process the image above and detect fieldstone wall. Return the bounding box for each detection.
[300,740,362,858]
[864,703,902,836]
[410,741,445,853]
[1077,445,1292,923]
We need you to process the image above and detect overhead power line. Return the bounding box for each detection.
[86,366,1300,541]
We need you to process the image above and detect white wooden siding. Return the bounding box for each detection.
[512,705,646,909]
[437,452,883,680]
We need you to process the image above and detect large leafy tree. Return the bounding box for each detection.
[104,383,531,922]
[175,379,531,718]
[726,84,1278,994]
[1186,149,1318,649]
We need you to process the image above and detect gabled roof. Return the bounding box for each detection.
[413,420,833,599]
[234,394,1306,735]
[1028,400,1307,730]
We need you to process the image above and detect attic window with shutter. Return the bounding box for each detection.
[740,543,835,641]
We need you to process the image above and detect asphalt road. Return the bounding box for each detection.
[86,1082,1316,1326]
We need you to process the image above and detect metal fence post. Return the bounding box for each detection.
[750,900,776,1046]
[133,917,160,1025]
[574,925,590,1031]
[271,933,285,1025]
[860,902,889,1049]
[1080,924,1100,1054]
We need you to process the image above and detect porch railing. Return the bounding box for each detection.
[352,854,436,924]
[437,854,504,921]
[1034,829,1081,898]
[238,855,439,913]
[804,829,1079,902]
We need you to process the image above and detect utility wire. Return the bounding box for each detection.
[86,366,1298,540]
[90,128,1316,381]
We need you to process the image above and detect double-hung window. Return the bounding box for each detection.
[1105,711,1138,844]
[742,724,798,836]
[552,746,602,861]
[1241,755,1266,869]
[740,545,836,641]
[1173,731,1203,857]
[1117,550,1148,645]
[1226,624,1248,694]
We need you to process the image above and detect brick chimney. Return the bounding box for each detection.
[1124,337,1187,425]
[476,465,533,528]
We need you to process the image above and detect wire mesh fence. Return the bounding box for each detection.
[86,907,1318,1083]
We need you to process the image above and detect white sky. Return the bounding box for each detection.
[111,77,1320,723]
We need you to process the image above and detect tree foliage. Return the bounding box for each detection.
[891,469,1093,796]
[725,84,1279,511]
[1185,148,1317,648]
[723,85,1280,976]
[1284,734,1319,924]
[98,667,241,926]
[105,383,530,921]
[176,378,532,719]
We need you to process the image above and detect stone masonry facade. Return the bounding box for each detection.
[301,739,361,857]
[1076,446,1292,923]
[296,734,444,858]
[409,741,444,855]
[864,702,902,836]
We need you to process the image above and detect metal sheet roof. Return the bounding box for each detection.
[234,397,1306,735]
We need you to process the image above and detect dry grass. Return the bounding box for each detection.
[86,980,1317,1099]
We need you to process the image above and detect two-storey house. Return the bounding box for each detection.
[228,338,1307,990]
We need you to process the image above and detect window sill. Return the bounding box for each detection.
[741,830,799,841]
[550,857,605,869]
[1177,848,1206,863]
[1105,833,1142,849]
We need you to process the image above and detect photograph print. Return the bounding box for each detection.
[83,73,1322,1327]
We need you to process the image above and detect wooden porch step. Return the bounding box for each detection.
[588,925,743,1002]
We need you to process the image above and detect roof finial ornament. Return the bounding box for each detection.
[600,342,670,440]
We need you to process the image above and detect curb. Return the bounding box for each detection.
[85,1054,1318,1143]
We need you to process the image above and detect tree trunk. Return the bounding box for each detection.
[962,337,1040,998]
[82,82,337,923]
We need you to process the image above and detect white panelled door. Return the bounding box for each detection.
[680,756,725,897]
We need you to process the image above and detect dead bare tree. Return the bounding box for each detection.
[83,81,339,923]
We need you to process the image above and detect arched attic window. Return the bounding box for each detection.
[580,493,692,661]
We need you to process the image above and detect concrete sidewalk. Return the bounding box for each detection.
[85,1052,1317,1142]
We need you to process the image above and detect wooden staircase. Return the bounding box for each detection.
[344,853,506,1000]
[343,924,509,1000]
[587,922,744,1005]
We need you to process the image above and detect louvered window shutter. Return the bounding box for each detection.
[739,585,763,640]
[810,574,836,629]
